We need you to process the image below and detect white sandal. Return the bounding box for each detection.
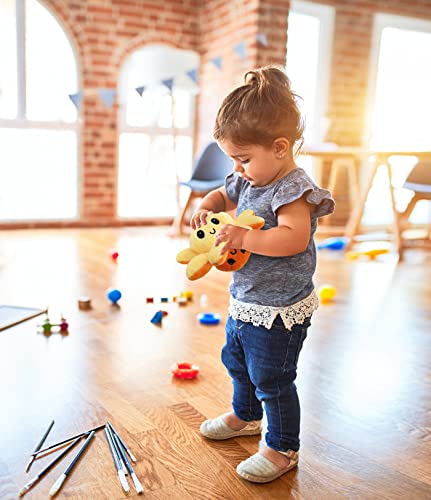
[236,450,299,483]
[200,415,262,440]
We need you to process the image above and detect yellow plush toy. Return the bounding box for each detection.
[176,210,265,280]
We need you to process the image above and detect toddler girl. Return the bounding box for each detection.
[192,66,335,483]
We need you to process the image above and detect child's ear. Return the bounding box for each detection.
[273,137,290,159]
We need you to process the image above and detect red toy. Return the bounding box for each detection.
[171,362,199,379]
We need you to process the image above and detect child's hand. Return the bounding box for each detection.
[214,225,248,254]
[191,209,213,229]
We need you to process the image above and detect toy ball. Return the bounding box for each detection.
[107,287,122,304]
[197,313,221,325]
[317,284,336,302]
[171,362,200,379]
[110,250,119,262]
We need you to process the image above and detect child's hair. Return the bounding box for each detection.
[214,65,304,153]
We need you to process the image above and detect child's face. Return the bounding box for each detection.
[218,139,290,187]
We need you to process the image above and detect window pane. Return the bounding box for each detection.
[0,128,78,220]
[126,86,190,128]
[25,0,77,122]
[286,12,320,145]
[0,0,17,118]
[118,133,192,218]
[371,27,431,151]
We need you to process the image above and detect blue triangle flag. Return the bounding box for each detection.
[256,33,268,46]
[68,92,83,110]
[186,69,198,84]
[233,41,247,60]
[135,86,145,96]
[210,56,222,71]
[97,88,116,108]
[162,78,174,92]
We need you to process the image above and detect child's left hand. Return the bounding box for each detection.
[215,224,249,254]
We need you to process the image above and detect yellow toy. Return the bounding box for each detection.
[176,210,265,280]
[346,248,389,260]
[317,284,336,302]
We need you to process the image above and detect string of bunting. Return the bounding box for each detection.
[68,33,268,110]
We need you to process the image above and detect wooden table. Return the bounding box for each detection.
[302,147,431,258]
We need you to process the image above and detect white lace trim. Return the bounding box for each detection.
[228,290,319,330]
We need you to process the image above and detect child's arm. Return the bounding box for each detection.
[191,187,237,229]
[214,196,312,257]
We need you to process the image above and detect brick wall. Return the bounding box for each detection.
[3,0,431,228]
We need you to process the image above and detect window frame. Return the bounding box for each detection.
[288,0,335,145]
[0,0,81,222]
[365,13,431,148]
[117,44,197,219]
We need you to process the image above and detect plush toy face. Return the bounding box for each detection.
[176,210,265,281]
[190,213,233,254]
[216,248,250,271]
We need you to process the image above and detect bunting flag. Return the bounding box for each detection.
[135,86,146,96]
[97,88,116,108]
[68,92,83,110]
[186,68,198,84]
[210,56,222,71]
[256,32,268,46]
[233,41,247,60]
[161,78,174,92]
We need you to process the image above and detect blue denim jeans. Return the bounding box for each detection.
[221,315,310,452]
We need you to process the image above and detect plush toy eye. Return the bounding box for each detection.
[197,230,205,239]
[210,218,220,224]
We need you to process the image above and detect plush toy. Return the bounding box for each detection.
[176,210,265,280]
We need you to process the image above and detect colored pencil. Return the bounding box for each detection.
[104,427,129,493]
[19,437,81,497]
[31,424,105,456]
[108,421,137,462]
[25,419,55,472]
[49,430,95,497]
[108,424,143,494]
[106,425,128,476]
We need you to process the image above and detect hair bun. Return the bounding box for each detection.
[244,70,264,87]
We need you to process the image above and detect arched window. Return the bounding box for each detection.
[118,44,199,218]
[0,0,79,221]
[286,1,334,178]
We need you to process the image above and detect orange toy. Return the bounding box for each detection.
[346,248,389,260]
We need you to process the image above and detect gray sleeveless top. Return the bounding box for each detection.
[225,168,335,307]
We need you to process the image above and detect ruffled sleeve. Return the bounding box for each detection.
[272,171,335,218]
[225,172,246,205]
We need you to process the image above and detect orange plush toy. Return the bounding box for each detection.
[176,210,265,280]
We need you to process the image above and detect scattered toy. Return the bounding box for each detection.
[317,236,349,250]
[317,284,336,302]
[181,290,193,301]
[78,296,92,310]
[146,297,154,303]
[150,311,164,325]
[171,362,200,379]
[346,248,389,260]
[197,313,221,325]
[110,250,119,262]
[107,288,122,304]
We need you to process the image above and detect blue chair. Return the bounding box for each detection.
[400,161,431,248]
[174,142,232,232]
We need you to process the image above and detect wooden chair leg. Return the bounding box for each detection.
[170,191,197,236]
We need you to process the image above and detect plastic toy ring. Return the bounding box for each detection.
[197,312,221,325]
[171,362,200,379]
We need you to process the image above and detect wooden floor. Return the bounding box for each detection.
[0,227,430,499]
